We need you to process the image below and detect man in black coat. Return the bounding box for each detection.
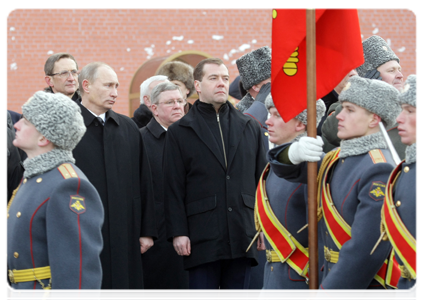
[140,82,189,289]
[72,62,157,289]
[163,58,267,289]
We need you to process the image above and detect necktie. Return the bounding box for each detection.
[96,117,104,126]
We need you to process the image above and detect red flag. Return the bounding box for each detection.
[271,9,364,122]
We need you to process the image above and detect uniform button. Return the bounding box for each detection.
[23,178,27,184]
[36,178,42,183]
[396,201,401,207]
[16,212,21,218]
[7,213,9,219]
[342,159,345,163]
[328,268,331,272]
[228,207,232,212]
[404,166,410,173]
[226,175,230,180]
[271,266,273,271]
[264,132,269,136]
[14,252,19,258]
[326,231,328,236]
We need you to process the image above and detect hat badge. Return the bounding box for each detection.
[382,46,388,51]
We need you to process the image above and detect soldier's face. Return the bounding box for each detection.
[396,104,416,145]
[13,117,44,156]
[265,107,303,145]
[336,102,375,140]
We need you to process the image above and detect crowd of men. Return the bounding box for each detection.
[6,34,416,290]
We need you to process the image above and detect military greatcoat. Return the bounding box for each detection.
[268,133,396,289]
[7,162,104,289]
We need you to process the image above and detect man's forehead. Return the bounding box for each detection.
[54,57,77,70]
[379,60,401,69]
[160,89,183,100]
[204,63,229,76]
[149,80,166,90]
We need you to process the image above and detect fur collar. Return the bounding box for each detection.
[236,93,255,113]
[339,132,387,158]
[23,148,75,179]
[405,143,416,164]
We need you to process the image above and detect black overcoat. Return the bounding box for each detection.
[73,103,157,289]
[163,100,267,270]
[140,117,189,289]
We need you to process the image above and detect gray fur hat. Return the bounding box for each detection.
[22,91,86,151]
[265,93,326,126]
[356,35,400,77]
[236,46,271,91]
[339,76,400,128]
[156,61,195,97]
[398,74,416,107]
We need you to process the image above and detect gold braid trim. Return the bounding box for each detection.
[316,150,337,222]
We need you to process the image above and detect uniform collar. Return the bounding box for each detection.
[23,148,74,179]
[405,143,416,164]
[339,132,387,158]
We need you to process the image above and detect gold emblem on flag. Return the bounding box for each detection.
[283,47,299,76]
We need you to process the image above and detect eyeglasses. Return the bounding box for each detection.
[48,69,78,78]
[158,99,186,106]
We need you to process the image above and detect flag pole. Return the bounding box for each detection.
[306,8,318,289]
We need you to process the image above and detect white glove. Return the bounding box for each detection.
[288,136,324,165]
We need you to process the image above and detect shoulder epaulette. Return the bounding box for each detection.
[369,149,387,164]
[57,163,79,179]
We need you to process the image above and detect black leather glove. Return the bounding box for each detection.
[364,69,382,80]
[255,82,271,104]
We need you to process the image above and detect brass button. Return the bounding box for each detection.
[16,212,21,218]
[264,132,269,136]
[342,159,345,163]
[396,201,401,207]
[23,178,27,184]
[36,178,42,183]
[404,166,410,173]
[326,231,328,236]
[7,213,9,219]
[271,266,273,272]
[14,252,19,258]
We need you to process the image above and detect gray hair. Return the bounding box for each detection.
[78,62,114,95]
[140,75,168,104]
[150,82,183,105]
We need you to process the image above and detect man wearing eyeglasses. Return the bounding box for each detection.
[140,82,188,289]
[44,53,80,102]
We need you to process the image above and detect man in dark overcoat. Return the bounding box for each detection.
[163,58,267,289]
[140,82,189,289]
[72,62,157,289]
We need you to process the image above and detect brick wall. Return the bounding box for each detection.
[7,9,416,115]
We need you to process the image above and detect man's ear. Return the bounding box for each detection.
[144,96,151,107]
[251,84,261,93]
[369,114,382,128]
[295,119,306,133]
[38,136,51,147]
[194,80,201,94]
[45,76,53,87]
[82,79,90,94]
[151,104,159,117]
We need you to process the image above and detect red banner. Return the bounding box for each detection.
[271,9,364,122]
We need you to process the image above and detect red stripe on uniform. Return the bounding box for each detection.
[383,200,416,272]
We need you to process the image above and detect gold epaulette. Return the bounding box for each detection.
[57,163,79,179]
[369,149,387,164]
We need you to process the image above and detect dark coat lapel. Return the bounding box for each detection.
[227,105,249,169]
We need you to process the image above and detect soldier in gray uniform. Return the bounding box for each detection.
[7,91,104,289]
[268,76,401,288]
[258,95,326,289]
[380,75,416,289]
[322,35,406,159]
